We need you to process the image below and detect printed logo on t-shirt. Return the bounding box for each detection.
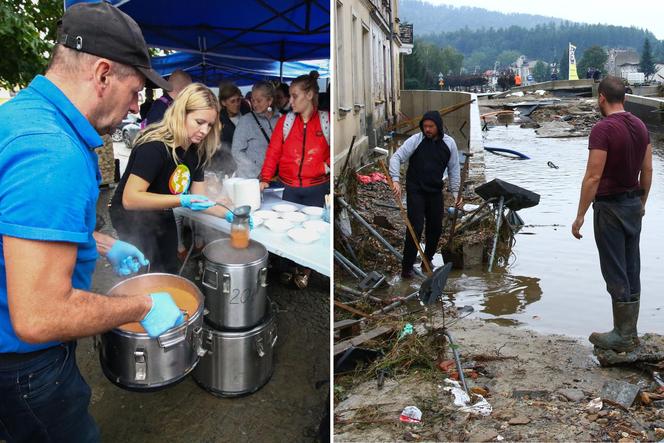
[169,164,191,194]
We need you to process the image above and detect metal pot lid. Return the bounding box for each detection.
[203,238,267,265]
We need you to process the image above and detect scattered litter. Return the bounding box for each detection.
[399,406,422,423]
[586,397,603,413]
[444,379,492,416]
[398,323,414,340]
[508,415,531,425]
[559,388,585,402]
[403,431,421,441]
[356,172,387,184]
[513,389,550,400]
[438,359,456,373]
[600,379,640,409]
[547,161,559,169]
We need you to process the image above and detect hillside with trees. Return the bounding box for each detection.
[398,0,565,35]
[425,22,663,72]
[399,1,664,74]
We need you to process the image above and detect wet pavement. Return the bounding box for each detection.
[78,189,330,442]
[447,126,664,338]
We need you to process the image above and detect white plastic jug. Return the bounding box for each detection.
[233,179,261,213]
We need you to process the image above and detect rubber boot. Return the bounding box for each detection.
[589,299,640,352]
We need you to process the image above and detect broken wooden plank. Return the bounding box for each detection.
[334,325,394,356]
[334,300,372,318]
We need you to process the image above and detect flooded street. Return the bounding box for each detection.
[448,125,664,337]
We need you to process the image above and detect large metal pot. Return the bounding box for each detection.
[193,304,277,397]
[201,238,268,330]
[99,273,205,390]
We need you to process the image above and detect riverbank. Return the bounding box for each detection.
[334,96,664,441]
[335,317,664,442]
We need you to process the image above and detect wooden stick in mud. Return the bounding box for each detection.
[333,299,373,318]
[443,152,472,251]
[378,160,433,275]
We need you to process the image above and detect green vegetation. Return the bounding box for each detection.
[403,41,464,90]
[424,22,660,72]
[399,0,565,35]
[532,61,549,82]
[0,0,62,89]
[640,38,656,79]
[578,45,608,76]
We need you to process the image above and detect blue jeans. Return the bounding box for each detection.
[593,197,642,302]
[0,342,99,443]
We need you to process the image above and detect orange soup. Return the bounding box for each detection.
[118,286,199,334]
[230,227,250,249]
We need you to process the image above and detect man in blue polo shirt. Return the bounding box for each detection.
[0,3,190,442]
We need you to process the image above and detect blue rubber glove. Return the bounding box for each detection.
[180,194,215,211]
[322,205,330,223]
[107,240,149,276]
[224,212,254,230]
[140,292,185,337]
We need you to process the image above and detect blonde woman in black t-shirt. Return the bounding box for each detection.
[110,83,234,273]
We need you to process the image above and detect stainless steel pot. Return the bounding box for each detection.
[98,273,205,390]
[193,304,277,397]
[201,238,268,330]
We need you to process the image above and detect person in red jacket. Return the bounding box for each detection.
[259,71,330,207]
[259,71,330,288]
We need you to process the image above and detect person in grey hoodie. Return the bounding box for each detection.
[232,81,281,178]
[389,110,462,278]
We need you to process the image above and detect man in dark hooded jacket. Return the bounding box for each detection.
[389,111,462,278]
[572,76,652,352]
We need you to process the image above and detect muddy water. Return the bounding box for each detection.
[448,126,664,338]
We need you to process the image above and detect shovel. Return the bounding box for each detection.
[441,154,470,268]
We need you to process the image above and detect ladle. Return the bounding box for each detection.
[214,202,251,217]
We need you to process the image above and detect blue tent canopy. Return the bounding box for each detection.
[64,0,330,62]
[150,52,329,86]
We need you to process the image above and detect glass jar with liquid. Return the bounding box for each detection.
[231,211,249,249]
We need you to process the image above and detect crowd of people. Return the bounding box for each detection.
[115,62,330,285]
[0,2,331,440]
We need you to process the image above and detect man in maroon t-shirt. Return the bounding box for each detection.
[572,76,652,353]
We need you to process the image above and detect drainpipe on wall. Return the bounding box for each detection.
[387,0,397,128]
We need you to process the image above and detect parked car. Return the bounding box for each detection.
[111,113,140,147]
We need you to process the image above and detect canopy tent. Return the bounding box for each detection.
[150,52,329,87]
[64,0,330,63]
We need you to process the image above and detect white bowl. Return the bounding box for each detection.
[287,228,320,244]
[254,210,279,220]
[252,216,264,228]
[281,211,308,223]
[264,218,294,233]
[301,206,324,219]
[302,220,329,234]
[272,203,297,213]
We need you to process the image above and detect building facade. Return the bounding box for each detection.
[333,0,402,169]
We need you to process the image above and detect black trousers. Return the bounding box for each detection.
[283,181,329,207]
[402,188,444,271]
[593,197,642,302]
[109,205,180,274]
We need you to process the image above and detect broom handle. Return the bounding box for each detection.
[379,160,433,275]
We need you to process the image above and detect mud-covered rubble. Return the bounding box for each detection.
[480,95,601,138]
[334,318,664,442]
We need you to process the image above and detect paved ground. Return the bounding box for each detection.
[77,189,330,442]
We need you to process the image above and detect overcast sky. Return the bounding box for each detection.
[420,0,664,39]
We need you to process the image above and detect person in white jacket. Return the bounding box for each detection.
[231,81,281,178]
[389,110,462,278]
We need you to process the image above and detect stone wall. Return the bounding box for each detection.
[98,135,116,185]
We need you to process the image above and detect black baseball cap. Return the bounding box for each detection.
[57,1,171,91]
